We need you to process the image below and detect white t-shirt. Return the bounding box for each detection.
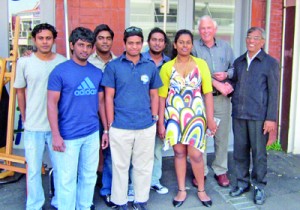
[14,53,66,131]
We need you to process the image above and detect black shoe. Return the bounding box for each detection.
[90,204,95,210]
[201,200,212,208]
[102,194,118,208]
[229,186,250,197]
[198,190,212,208]
[254,187,266,205]
[173,189,187,208]
[173,199,185,208]
[132,202,148,210]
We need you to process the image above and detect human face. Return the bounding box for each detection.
[198,19,216,45]
[95,31,113,54]
[70,39,93,65]
[32,29,55,54]
[148,32,166,55]
[125,35,143,58]
[173,34,193,57]
[246,30,265,57]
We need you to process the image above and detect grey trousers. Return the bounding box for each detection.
[204,95,231,175]
[232,118,268,189]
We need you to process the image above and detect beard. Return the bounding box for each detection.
[150,48,163,55]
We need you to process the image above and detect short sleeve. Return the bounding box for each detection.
[14,57,27,88]
[158,62,172,98]
[101,63,115,88]
[47,67,63,92]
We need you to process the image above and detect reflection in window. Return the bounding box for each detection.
[194,0,235,46]
[9,0,40,54]
[129,0,178,55]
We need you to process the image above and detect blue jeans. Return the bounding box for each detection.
[100,147,113,196]
[53,131,100,210]
[151,136,163,186]
[24,130,57,210]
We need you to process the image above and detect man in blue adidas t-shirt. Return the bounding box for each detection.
[101,26,162,210]
[47,27,108,210]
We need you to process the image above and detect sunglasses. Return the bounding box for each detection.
[125,26,143,33]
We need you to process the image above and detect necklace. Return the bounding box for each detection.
[174,56,194,78]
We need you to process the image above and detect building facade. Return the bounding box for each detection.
[1,0,299,154]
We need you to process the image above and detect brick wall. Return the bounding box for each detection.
[55,0,125,56]
[55,1,283,62]
[252,0,283,61]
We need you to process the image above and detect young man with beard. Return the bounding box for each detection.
[88,24,117,208]
[14,23,66,210]
[47,27,108,209]
[102,26,162,210]
[127,27,170,202]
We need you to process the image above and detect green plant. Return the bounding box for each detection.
[266,140,282,151]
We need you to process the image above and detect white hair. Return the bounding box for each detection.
[198,15,218,29]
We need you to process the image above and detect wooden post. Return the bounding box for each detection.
[0,16,27,178]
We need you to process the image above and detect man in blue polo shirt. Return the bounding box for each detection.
[101,26,162,210]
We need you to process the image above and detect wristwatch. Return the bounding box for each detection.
[152,115,159,122]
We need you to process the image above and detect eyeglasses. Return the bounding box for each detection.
[246,36,263,41]
[125,26,143,33]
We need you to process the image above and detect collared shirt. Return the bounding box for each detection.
[142,51,170,72]
[246,49,261,68]
[88,51,117,72]
[101,53,163,130]
[192,38,235,79]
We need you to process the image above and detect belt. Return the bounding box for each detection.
[213,90,221,96]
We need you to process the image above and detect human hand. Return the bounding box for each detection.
[22,50,33,57]
[213,72,228,82]
[52,134,66,152]
[157,123,166,140]
[215,82,233,96]
[263,120,276,135]
[207,118,217,136]
[224,82,234,94]
[101,133,109,149]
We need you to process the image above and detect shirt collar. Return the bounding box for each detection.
[199,38,218,47]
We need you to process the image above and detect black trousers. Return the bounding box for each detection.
[232,118,268,189]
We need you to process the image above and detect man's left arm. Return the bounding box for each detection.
[98,91,108,149]
[263,60,280,135]
[150,89,159,118]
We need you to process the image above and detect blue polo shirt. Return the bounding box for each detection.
[101,53,162,129]
[142,51,170,72]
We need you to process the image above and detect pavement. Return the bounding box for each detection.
[0,150,300,210]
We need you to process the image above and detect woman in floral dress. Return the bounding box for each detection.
[158,29,216,208]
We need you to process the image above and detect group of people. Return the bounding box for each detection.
[14,14,279,210]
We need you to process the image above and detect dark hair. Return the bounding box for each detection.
[31,23,57,39]
[172,29,194,59]
[123,26,143,43]
[93,24,114,40]
[247,27,265,39]
[147,27,167,43]
[69,27,95,54]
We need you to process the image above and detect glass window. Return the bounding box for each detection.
[193,0,235,46]
[129,0,178,55]
[9,0,40,54]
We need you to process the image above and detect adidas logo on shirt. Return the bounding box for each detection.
[74,77,97,96]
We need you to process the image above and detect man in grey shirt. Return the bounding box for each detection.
[192,15,234,187]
